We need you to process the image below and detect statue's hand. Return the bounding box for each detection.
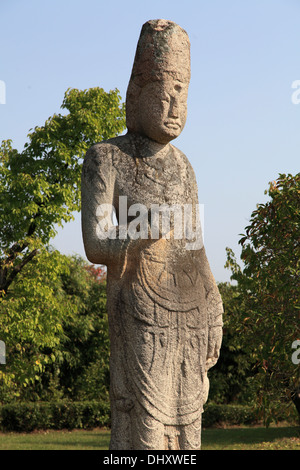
[206,325,222,371]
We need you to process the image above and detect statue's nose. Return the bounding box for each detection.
[168,96,180,118]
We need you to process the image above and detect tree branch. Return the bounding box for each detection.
[2,248,38,295]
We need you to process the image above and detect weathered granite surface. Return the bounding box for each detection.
[81,19,223,450]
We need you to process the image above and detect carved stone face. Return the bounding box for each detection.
[137,77,188,144]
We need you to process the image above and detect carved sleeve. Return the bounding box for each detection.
[198,246,223,371]
[185,156,223,368]
[81,142,126,267]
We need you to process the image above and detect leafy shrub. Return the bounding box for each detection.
[0,400,110,432]
[203,404,258,427]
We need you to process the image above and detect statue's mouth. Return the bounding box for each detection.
[165,121,181,130]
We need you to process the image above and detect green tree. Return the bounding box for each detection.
[0,251,109,403]
[225,173,300,424]
[208,282,258,405]
[0,87,125,296]
[53,257,109,402]
[0,249,75,402]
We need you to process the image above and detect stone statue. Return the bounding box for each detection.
[81,19,223,450]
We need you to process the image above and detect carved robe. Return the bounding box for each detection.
[81,133,223,450]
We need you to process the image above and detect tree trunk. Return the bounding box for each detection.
[292,389,300,424]
[0,249,38,297]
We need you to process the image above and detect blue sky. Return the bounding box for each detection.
[1,0,299,282]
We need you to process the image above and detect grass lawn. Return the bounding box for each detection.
[202,425,300,450]
[0,428,111,450]
[0,425,299,450]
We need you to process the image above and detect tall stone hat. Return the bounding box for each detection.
[126,19,191,131]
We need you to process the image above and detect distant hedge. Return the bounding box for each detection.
[202,404,258,427]
[0,401,110,432]
[0,401,296,432]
